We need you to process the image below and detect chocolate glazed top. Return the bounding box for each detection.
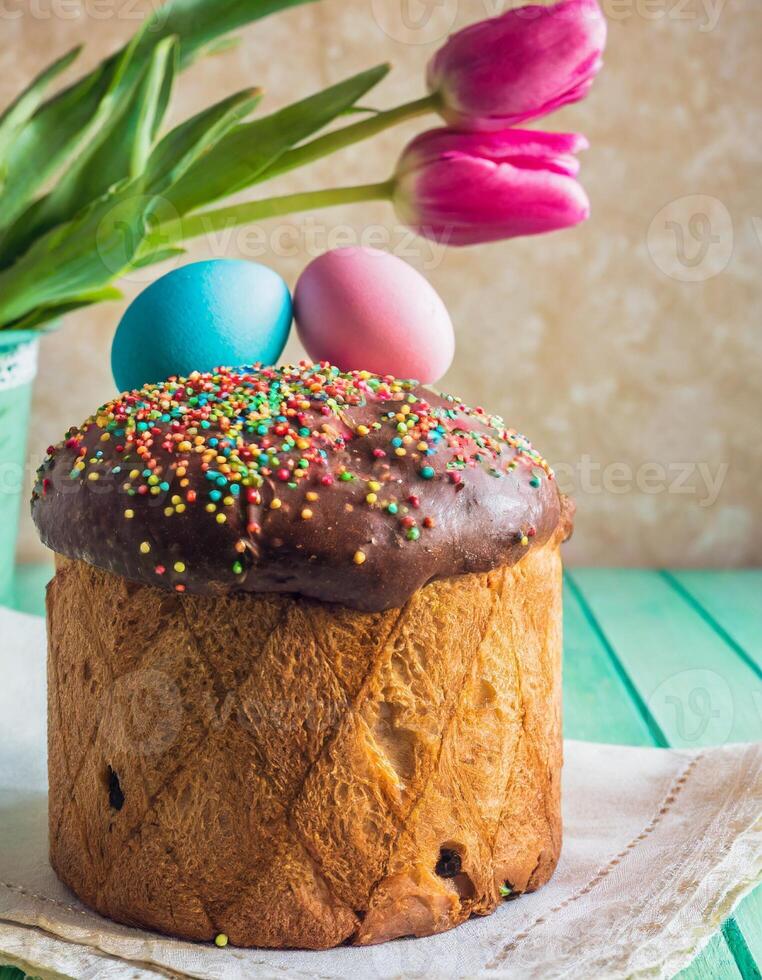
[32,363,573,612]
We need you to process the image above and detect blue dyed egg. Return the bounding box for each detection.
[111,259,293,392]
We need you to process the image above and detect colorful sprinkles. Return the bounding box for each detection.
[34,362,553,590]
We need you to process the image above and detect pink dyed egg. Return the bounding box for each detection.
[294,247,454,383]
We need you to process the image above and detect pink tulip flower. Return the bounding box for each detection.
[393,128,590,246]
[427,0,607,130]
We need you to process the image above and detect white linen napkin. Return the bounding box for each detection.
[1,605,760,980]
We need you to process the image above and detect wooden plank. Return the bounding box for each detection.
[563,579,660,746]
[10,562,52,618]
[570,569,761,980]
[675,930,743,980]
[569,569,762,748]
[665,570,762,675]
[666,573,762,980]
[727,886,762,978]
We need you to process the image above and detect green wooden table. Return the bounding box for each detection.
[3,565,761,980]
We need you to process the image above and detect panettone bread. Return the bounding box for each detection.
[34,362,573,948]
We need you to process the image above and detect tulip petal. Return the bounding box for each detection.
[394,127,590,247]
[428,0,607,130]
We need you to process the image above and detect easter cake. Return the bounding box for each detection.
[33,361,573,949]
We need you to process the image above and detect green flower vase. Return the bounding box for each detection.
[0,330,40,606]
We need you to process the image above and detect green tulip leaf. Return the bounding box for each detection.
[0,84,262,326]
[150,0,317,60]
[0,23,149,234]
[130,38,179,178]
[194,37,244,59]
[127,246,187,271]
[341,105,382,116]
[7,287,124,332]
[0,2,400,334]
[0,184,149,326]
[145,88,262,194]
[164,63,390,217]
[0,45,81,185]
[0,37,179,269]
[0,0,316,233]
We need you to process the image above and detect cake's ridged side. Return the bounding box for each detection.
[47,541,563,949]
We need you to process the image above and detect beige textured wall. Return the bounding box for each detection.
[4,0,761,566]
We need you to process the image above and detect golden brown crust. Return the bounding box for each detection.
[47,539,564,949]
